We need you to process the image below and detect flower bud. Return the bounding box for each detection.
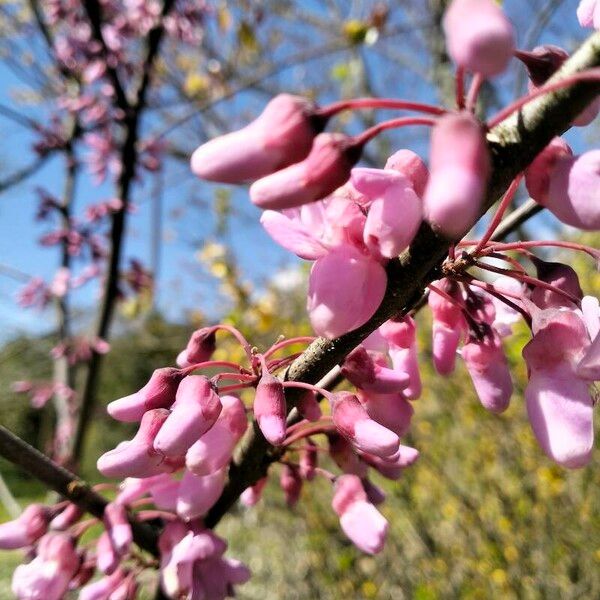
[331,392,399,458]
[191,94,325,184]
[546,151,600,230]
[525,137,573,205]
[280,464,302,506]
[0,504,49,550]
[176,468,227,521]
[98,409,183,479]
[514,45,568,87]
[299,439,318,481]
[530,257,583,309]
[104,503,132,556]
[443,0,515,76]
[154,375,222,456]
[296,389,322,422]
[253,368,287,445]
[107,368,184,422]
[327,434,368,477]
[332,475,388,555]
[423,112,490,239]
[240,477,268,507]
[186,395,248,476]
[462,335,513,414]
[176,327,216,368]
[358,391,414,437]
[250,133,362,210]
[341,346,410,394]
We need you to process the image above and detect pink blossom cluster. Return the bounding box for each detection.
[188,0,600,472]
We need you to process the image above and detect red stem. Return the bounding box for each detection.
[263,336,316,359]
[466,73,485,112]
[355,116,437,145]
[456,66,466,110]
[473,175,523,255]
[318,97,446,118]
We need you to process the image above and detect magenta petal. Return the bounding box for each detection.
[577,334,600,380]
[432,323,461,375]
[307,245,387,338]
[350,167,404,197]
[526,367,594,468]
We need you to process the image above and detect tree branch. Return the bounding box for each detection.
[204,31,600,528]
[0,425,159,555]
[72,0,175,463]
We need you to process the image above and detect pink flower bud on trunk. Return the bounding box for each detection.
[176,327,217,367]
[154,375,222,456]
[107,368,184,422]
[423,112,490,239]
[331,392,399,458]
[250,133,362,210]
[443,0,515,76]
[191,94,324,183]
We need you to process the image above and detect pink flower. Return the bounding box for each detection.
[307,244,387,338]
[186,395,248,476]
[428,280,467,375]
[546,151,600,230]
[331,392,400,458]
[351,168,422,259]
[12,533,79,600]
[379,317,422,399]
[530,258,583,309]
[280,464,302,506]
[253,366,287,445]
[97,409,183,478]
[176,468,227,520]
[240,477,268,507]
[296,389,322,422]
[331,475,388,554]
[299,440,318,481]
[461,333,513,414]
[384,149,429,197]
[79,567,128,600]
[341,346,410,394]
[525,137,573,205]
[423,112,490,239]
[250,133,362,210]
[361,445,420,480]
[191,94,324,183]
[107,368,184,422]
[103,503,132,556]
[443,0,515,76]
[523,308,596,468]
[153,375,222,456]
[578,0,600,29]
[0,504,49,550]
[357,390,414,437]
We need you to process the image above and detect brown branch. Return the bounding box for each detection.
[204,31,600,528]
[72,0,175,463]
[0,425,159,555]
